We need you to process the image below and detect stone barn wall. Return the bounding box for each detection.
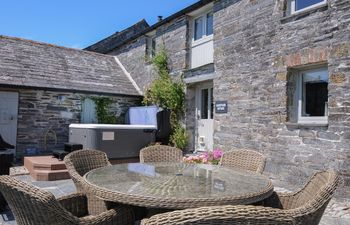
[0,88,141,158]
[213,0,350,199]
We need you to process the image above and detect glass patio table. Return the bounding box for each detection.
[84,163,274,209]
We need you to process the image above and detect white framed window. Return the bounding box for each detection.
[296,67,329,125]
[146,34,156,59]
[190,9,214,69]
[192,11,213,43]
[287,0,327,15]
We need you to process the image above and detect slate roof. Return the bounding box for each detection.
[0,35,141,96]
[85,19,150,54]
[85,0,214,53]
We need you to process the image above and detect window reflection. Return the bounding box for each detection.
[296,0,324,11]
[194,17,204,40]
[302,70,328,117]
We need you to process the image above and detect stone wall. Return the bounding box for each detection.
[109,15,196,149]
[213,0,350,199]
[3,88,141,158]
[109,16,188,92]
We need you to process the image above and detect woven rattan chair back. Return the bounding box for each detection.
[292,171,339,209]
[139,145,183,163]
[220,149,266,174]
[0,175,78,225]
[264,170,342,225]
[285,170,341,225]
[64,149,111,215]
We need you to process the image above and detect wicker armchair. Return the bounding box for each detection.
[0,175,134,225]
[263,170,342,225]
[220,149,266,174]
[139,145,183,163]
[142,170,341,225]
[64,149,112,215]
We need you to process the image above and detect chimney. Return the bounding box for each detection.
[158,16,163,22]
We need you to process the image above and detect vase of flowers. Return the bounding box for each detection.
[183,149,223,165]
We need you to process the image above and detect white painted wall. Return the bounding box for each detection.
[191,38,214,69]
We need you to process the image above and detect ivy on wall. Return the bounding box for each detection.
[90,97,117,124]
[143,47,188,149]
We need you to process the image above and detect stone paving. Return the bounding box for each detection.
[0,176,349,225]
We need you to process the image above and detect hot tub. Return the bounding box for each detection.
[69,124,156,159]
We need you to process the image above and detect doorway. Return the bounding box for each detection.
[0,92,19,154]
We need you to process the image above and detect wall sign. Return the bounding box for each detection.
[215,101,228,113]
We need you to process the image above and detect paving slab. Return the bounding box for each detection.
[320,216,350,225]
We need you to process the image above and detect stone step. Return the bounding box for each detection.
[29,169,70,181]
[24,156,70,181]
[24,156,67,171]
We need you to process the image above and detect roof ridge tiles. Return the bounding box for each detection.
[0,35,118,59]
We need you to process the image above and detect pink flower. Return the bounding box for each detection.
[202,157,208,164]
[183,149,223,165]
[213,149,223,160]
[199,154,206,159]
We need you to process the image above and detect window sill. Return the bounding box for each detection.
[281,3,328,24]
[192,35,214,47]
[184,63,214,73]
[285,122,328,128]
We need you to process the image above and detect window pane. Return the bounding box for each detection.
[302,70,328,117]
[151,38,156,57]
[206,12,213,36]
[296,0,323,11]
[194,17,203,40]
[201,89,208,119]
[146,36,155,58]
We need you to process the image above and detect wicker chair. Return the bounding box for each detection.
[64,149,112,215]
[141,170,341,225]
[0,175,134,225]
[220,149,266,174]
[139,145,183,163]
[263,170,342,225]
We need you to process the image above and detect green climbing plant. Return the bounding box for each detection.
[169,125,188,150]
[143,47,188,149]
[91,97,117,124]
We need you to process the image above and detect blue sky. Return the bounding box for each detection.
[0,0,198,49]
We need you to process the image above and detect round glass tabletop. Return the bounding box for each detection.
[84,163,273,209]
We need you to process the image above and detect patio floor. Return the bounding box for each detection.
[0,175,349,225]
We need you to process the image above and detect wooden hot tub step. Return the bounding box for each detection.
[30,169,70,181]
[24,156,69,181]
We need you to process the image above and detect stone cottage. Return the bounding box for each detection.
[0,35,142,158]
[86,0,350,199]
